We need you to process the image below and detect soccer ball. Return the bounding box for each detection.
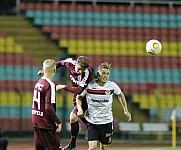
[146,39,162,55]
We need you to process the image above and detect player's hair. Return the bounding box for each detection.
[77,56,89,69]
[98,62,111,71]
[43,59,56,72]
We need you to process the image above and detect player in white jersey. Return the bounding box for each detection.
[76,62,131,150]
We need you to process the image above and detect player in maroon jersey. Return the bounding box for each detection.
[38,56,93,150]
[32,59,62,150]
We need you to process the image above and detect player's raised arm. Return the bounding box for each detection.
[117,92,132,121]
[38,59,66,76]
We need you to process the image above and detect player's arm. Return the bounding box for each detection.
[45,103,62,124]
[57,69,93,94]
[56,60,66,69]
[117,92,132,121]
[45,86,62,132]
[45,103,62,132]
[37,60,65,76]
[76,95,84,117]
[56,84,85,94]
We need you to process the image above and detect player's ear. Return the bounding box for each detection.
[53,68,56,73]
[97,72,100,77]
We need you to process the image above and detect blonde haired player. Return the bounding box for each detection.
[32,59,62,150]
[76,62,131,150]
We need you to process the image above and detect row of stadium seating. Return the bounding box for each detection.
[20,2,181,13]
[43,25,181,41]
[25,9,181,22]
[0,53,38,66]
[0,65,179,83]
[26,11,181,28]
[86,55,181,69]
[59,39,181,56]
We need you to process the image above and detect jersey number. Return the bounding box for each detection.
[32,89,41,110]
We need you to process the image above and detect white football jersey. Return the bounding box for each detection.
[80,79,122,124]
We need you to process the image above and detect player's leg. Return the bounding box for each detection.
[87,122,99,150]
[88,140,98,150]
[100,143,109,150]
[33,128,44,150]
[40,129,62,150]
[97,122,113,150]
[34,127,61,150]
[62,107,79,150]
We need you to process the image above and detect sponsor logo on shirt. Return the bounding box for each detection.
[91,99,109,103]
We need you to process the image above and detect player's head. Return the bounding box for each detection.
[75,56,89,74]
[97,62,111,83]
[43,59,56,76]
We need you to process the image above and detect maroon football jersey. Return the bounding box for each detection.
[56,58,93,104]
[32,77,61,130]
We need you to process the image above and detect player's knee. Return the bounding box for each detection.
[88,141,97,150]
[88,144,97,150]
[70,112,78,123]
[100,144,109,150]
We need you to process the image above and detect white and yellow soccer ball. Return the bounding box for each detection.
[146,39,162,55]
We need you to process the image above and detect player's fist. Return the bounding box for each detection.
[56,85,66,91]
[55,122,62,133]
[124,111,132,121]
[77,109,84,118]
[37,70,44,76]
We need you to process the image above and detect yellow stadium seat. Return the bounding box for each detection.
[15,44,23,53]
[6,37,14,45]
[60,39,181,56]
[0,38,5,45]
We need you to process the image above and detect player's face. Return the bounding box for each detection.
[98,68,110,83]
[75,63,86,74]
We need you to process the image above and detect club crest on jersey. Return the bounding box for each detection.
[77,75,82,81]
[105,90,111,95]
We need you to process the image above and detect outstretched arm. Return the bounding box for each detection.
[118,92,131,121]
[56,85,85,94]
[37,60,65,76]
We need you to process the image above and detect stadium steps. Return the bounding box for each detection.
[0,15,63,62]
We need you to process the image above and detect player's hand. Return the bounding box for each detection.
[56,85,66,91]
[124,111,131,121]
[37,70,44,76]
[55,122,62,133]
[77,109,84,118]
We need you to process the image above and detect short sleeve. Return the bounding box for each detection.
[113,82,122,95]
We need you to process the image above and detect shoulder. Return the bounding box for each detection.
[107,81,120,88]
[40,77,55,89]
[107,80,116,85]
[88,79,97,86]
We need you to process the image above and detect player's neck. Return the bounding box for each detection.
[97,80,106,87]
[44,73,53,81]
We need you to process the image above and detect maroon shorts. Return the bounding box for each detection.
[72,97,88,114]
[33,127,61,150]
